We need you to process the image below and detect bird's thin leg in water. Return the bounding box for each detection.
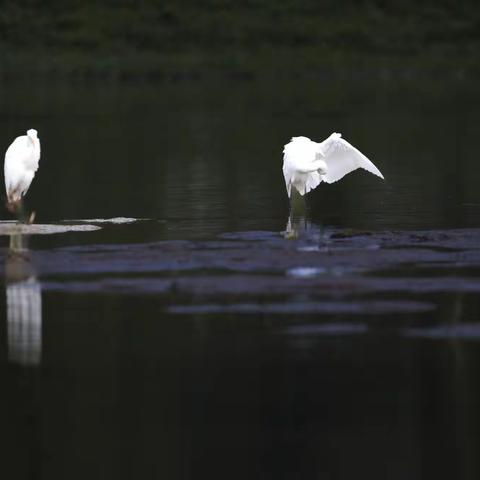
[18,203,35,225]
[290,188,307,220]
[15,201,26,223]
[290,188,309,228]
[285,189,309,239]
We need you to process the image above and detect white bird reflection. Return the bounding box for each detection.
[5,233,42,366]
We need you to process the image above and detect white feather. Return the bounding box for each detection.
[319,132,384,184]
[4,129,41,203]
[283,136,327,196]
[282,133,383,197]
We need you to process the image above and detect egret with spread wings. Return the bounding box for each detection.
[282,133,384,198]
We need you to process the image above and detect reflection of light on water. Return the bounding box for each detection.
[5,233,42,367]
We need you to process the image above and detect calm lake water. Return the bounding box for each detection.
[1,77,480,479]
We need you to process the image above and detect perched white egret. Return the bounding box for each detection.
[283,133,384,197]
[4,129,40,219]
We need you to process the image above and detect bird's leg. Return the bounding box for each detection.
[290,187,307,221]
[6,199,34,224]
[284,188,308,239]
[284,216,297,239]
[6,198,20,214]
[16,201,27,223]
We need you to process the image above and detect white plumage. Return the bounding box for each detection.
[282,133,384,197]
[4,129,41,204]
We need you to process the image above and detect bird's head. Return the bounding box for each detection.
[291,136,311,142]
[27,129,38,140]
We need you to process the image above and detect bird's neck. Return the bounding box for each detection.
[29,137,39,154]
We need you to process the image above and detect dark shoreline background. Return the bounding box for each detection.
[1,1,479,80]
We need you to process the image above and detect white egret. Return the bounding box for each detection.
[283,133,384,197]
[4,129,40,221]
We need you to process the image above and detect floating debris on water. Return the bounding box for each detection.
[65,217,144,224]
[0,222,101,236]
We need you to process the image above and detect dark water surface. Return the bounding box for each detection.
[1,77,480,479]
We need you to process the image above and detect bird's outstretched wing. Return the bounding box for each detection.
[319,133,384,184]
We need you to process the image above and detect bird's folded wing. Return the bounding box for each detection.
[320,135,384,184]
[283,139,318,196]
[26,156,40,173]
